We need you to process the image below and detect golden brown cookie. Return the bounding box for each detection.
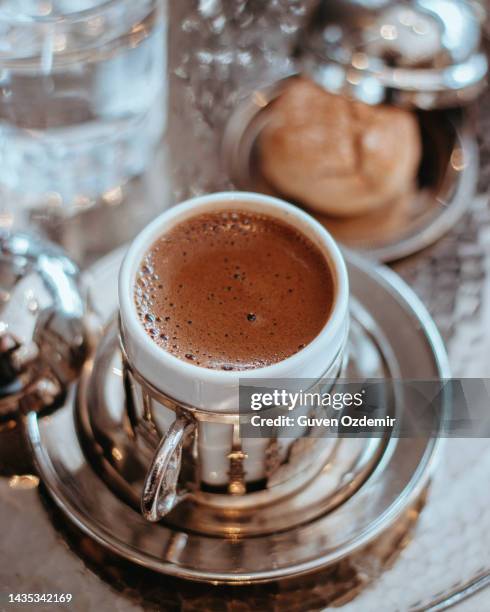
[259,78,421,217]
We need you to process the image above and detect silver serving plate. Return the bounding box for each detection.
[26,249,449,584]
[223,77,479,262]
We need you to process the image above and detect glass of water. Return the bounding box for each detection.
[0,0,166,229]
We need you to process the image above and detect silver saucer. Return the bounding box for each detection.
[75,318,387,537]
[26,250,449,584]
[223,77,479,262]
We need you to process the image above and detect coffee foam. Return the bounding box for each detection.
[135,210,334,370]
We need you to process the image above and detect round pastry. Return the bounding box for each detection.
[259,78,422,217]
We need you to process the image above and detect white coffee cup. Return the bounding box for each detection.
[119,192,349,521]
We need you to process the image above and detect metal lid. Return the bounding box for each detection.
[0,231,93,420]
[296,0,488,108]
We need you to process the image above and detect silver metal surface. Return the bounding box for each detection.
[27,250,449,584]
[297,0,488,108]
[423,571,490,611]
[0,232,92,420]
[77,319,382,536]
[223,77,479,262]
[83,323,346,525]
[140,413,195,521]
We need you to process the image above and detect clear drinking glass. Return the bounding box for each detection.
[0,0,166,228]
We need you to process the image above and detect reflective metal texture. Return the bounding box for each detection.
[28,249,449,583]
[297,0,488,107]
[223,77,479,261]
[0,231,91,419]
[78,319,380,535]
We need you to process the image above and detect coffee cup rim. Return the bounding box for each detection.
[119,191,349,386]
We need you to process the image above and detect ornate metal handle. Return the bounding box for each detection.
[141,414,195,522]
